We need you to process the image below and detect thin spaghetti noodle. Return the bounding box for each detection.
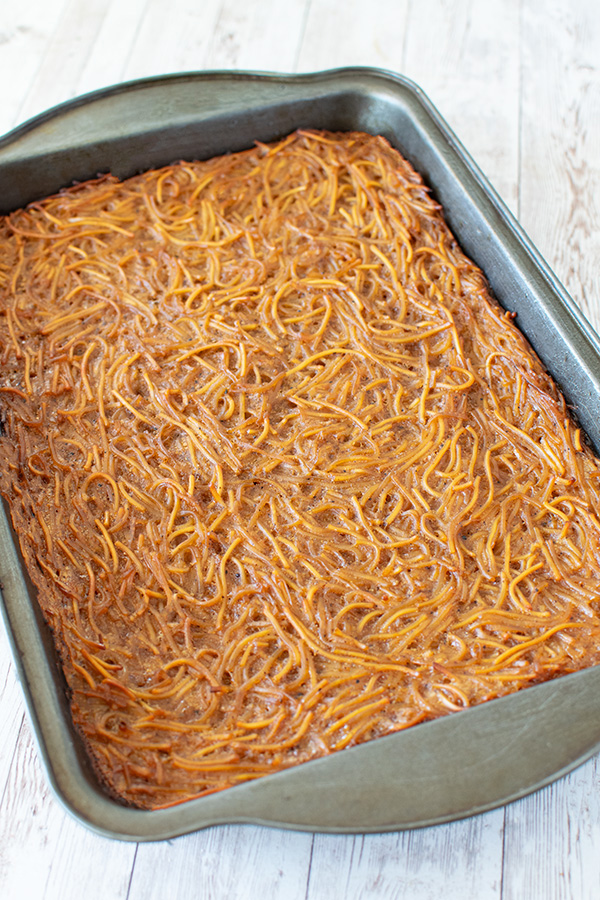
[1,130,600,808]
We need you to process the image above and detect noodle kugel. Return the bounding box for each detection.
[0,130,599,808]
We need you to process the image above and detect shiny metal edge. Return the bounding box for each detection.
[1,67,600,841]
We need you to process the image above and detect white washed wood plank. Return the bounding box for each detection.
[519,0,600,329]
[306,810,504,900]
[16,0,111,126]
[503,757,600,900]
[76,0,150,96]
[39,814,137,900]
[121,0,222,82]
[0,720,52,900]
[204,0,308,72]
[0,0,70,135]
[296,0,409,74]
[128,824,313,900]
[0,717,136,900]
[0,626,25,802]
[403,0,520,214]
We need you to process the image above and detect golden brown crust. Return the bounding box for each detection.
[1,130,600,808]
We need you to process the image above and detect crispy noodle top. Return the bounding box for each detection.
[1,130,600,808]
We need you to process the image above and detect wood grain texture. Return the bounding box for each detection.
[76,0,149,96]
[0,718,135,900]
[121,0,223,81]
[0,626,25,816]
[129,826,313,900]
[204,0,308,71]
[307,811,505,900]
[1,1,600,898]
[17,0,110,125]
[402,0,520,213]
[520,0,600,328]
[503,758,600,900]
[0,0,70,135]
[297,0,409,72]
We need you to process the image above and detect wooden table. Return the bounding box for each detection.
[1,1,599,897]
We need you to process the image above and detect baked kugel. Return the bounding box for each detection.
[1,130,600,808]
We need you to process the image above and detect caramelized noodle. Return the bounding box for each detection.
[1,131,600,808]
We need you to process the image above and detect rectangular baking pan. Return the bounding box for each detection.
[2,68,600,842]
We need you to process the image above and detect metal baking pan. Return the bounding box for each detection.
[2,68,600,842]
